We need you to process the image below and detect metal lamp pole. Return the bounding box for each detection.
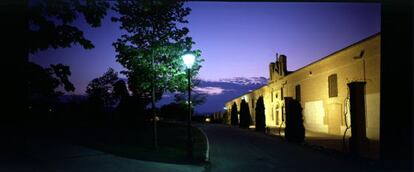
[187,68,193,158]
[182,53,195,158]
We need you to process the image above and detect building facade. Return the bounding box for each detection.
[225,33,380,142]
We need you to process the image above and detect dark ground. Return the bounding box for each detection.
[198,123,399,172]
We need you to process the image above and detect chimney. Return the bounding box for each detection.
[279,55,287,77]
[269,62,275,81]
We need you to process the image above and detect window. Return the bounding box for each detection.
[276,110,279,125]
[328,74,338,97]
[271,91,273,102]
[280,88,283,100]
[295,85,301,101]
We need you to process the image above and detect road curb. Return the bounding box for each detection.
[196,127,210,162]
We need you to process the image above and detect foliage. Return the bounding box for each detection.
[27,62,75,102]
[173,91,207,107]
[86,68,119,109]
[26,62,76,124]
[112,0,203,106]
[28,0,109,54]
[222,110,229,124]
[231,102,238,126]
[284,99,305,143]
[239,99,251,129]
[49,64,75,92]
[255,96,266,132]
[113,80,129,99]
[112,80,148,126]
[160,102,187,121]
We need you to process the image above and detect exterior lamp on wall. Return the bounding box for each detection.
[182,53,195,158]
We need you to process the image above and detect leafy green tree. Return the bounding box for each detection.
[255,96,266,132]
[28,0,109,54]
[239,99,251,129]
[231,102,238,126]
[112,0,202,105]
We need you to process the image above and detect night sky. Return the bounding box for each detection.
[29,2,381,95]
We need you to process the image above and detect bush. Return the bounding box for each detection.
[159,103,187,121]
[255,96,266,132]
[284,98,305,143]
[230,102,238,126]
[239,99,251,129]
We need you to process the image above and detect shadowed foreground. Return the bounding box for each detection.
[198,124,384,172]
[0,124,206,172]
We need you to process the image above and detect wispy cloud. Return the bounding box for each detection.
[193,86,225,95]
[162,94,172,98]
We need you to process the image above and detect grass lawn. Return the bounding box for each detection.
[75,121,207,164]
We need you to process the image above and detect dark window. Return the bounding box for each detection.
[295,85,301,101]
[281,88,283,100]
[328,74,338,97]
[271,91,273,102]
[276,110,279,125]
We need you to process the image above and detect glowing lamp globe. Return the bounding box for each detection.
[182,54,196,68]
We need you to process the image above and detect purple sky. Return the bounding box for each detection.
[30,2,380,95]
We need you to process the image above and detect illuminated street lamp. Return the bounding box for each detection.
[182,53,195,158]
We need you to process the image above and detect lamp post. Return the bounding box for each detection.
[182,53,195,158]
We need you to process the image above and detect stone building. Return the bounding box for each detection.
[225,33,380,156]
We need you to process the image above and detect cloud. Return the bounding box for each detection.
[193,86,225,95]
[162,94,172,98]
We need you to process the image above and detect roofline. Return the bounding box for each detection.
[292,32,381,73]
[224,32,381,104]
[224,84,269,104]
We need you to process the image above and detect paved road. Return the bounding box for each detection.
[198,124,383,172]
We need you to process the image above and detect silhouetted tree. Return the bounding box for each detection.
[112,0,203,106]
[222,110,229,124]
[231,102,238,126]
[113,80,129,99]
[112,80,147,126]
[255,96,266,132]
[86,68,119,115]
[174,91,207,107]
[28,0,109,54]
[239,99,251,129]
[284,98,305,143]
[160,102,187,121]
[27,62,75,121]
[25,0,109,125]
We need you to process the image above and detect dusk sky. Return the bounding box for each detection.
[30,2,381,95]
